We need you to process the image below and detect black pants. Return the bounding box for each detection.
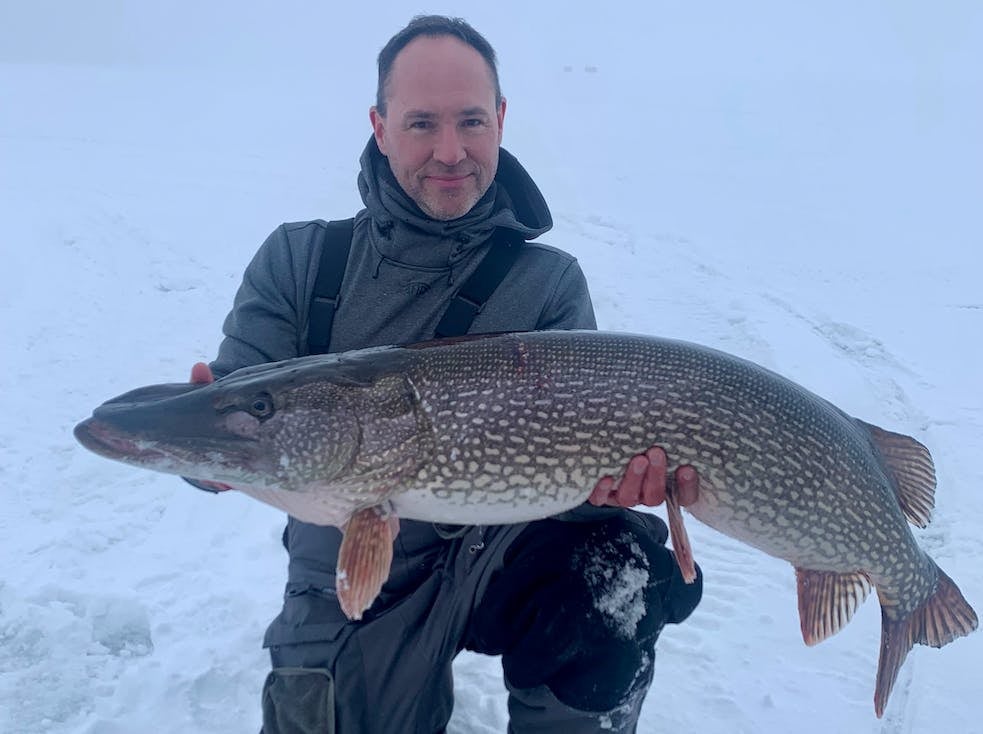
[468,512,701,713]
[261,512,702,734]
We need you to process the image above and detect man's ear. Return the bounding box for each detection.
[497,97,507,144]
[370,106,388,155]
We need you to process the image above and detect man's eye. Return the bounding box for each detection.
[409,120,432,130]
[462,119,484,128]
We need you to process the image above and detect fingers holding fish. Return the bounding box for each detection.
[673,463,699,507]
[189,362,215,384]
[588,446,700,510]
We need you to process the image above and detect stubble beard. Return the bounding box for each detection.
[407,160,491,221]
[417,182,483,221]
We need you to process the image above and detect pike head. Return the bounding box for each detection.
[74,352,433,515]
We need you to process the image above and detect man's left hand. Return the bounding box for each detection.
[588,447,699,509]
[188,361,235,493]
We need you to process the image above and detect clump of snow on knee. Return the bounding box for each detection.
[580,534,650,639]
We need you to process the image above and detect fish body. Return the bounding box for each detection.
[74,330,977,715]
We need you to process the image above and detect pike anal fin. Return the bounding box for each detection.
[874,567,978,718]
[336,504,397,621]
[795,568,872,646]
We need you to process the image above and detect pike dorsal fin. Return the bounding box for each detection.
[857,419,936,528]
[796,568,873,646]
[336,504,398,621]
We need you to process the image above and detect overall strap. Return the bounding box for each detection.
[434,229,523,338]
[307,222,524,353]
[307,218,355,355]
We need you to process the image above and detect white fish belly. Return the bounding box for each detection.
[235,485,357,528]
[391,485,588,525]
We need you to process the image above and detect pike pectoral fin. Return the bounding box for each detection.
[873,567,978,717]
[665,484,697,584]
[795,568,872,646]
[336,504,398,621]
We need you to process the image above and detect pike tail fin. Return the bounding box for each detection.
[874,566,978,717]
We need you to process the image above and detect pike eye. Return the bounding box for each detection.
[247,394,275,419]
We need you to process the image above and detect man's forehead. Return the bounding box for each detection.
[392,33,487,67]
[386,35,497,105]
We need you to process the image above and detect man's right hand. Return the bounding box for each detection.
[187,362,234,492]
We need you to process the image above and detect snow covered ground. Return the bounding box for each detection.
[2,2,981,732]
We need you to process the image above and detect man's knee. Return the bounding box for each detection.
[475,512,703,644]
[471,513,703,711]
[506,670,652,734]
[261,667,335,734]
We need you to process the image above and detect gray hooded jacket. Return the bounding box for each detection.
[210,138,599,648]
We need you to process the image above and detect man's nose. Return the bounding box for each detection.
[433,125,466,166]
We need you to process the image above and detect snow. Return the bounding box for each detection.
[2,1,981,732]
[580,536,650,641]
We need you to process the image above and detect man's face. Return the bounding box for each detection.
[370,35,506,221]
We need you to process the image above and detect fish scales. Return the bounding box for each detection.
[74,331,936,605]
[74,329,977,715]
[390,333,924,600]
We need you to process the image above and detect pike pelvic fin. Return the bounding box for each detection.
[874,567,978,717]
[336,504,397,621]
[795,568,872,646]
[665,482,697,583]
[857,419,936,528]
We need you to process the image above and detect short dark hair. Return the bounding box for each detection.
[375,15,502,116]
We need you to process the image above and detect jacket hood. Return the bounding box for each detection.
[356,137,552,271]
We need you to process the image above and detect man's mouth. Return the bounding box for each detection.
[425,172,474,184]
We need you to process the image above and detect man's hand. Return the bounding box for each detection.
[190,362,214,385]
[188,362,234,492]
[588,446,699,509]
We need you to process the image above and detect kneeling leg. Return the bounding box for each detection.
[469,513,702,732]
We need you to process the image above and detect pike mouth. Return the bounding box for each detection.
[74,418,170,463]
[74,415,264,484]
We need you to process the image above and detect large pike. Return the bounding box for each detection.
[74,330,977,716]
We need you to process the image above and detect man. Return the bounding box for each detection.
[192,15,702,733]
